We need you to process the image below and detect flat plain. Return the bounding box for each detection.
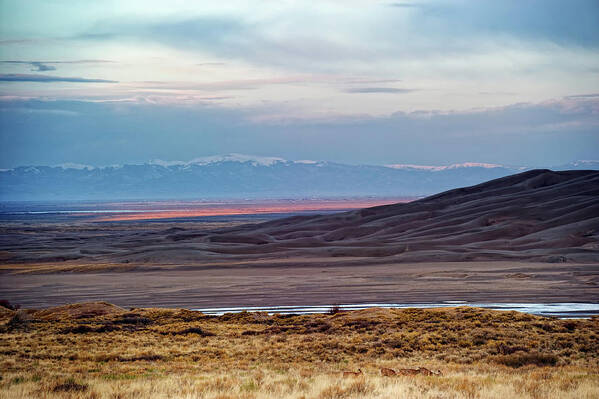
[1,260,598,309]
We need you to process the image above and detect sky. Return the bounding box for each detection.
[0,0,598,168]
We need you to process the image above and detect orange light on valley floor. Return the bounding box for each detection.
[92,199,414,222]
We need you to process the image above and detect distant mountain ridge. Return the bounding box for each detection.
[0,154,597,201]
[386,162,513,172]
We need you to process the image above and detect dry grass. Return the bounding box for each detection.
[1,303,598,398]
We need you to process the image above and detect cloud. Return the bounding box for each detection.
[131,77,301,92]
[75,16,246,49]
[62,1,597,82]
[0,3,596,119]
[388,2,427,8]
[125,77,410,96]
[0,74,117,83]
[344,79,403,84]
[345,87,415,94]
[392,0,599,48]
[1,59,114,72]
[0,39,47,45]
[0,107,79,116]
[29,62,56,72]
[565,93,599,99]
[1,60,56,71]
[0,96,597,169]
[478,91,518,96]
[196,62,226,66]
[50,59,113,64]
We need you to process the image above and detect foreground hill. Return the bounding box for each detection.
[1,303,598,398]
[199,169,599,263]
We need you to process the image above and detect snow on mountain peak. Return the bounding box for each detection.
[149,159,185,167]
[385,164,445,171]
[186,153,287,167]
[566,160,599,167]
[294,159,318,164]
[55,163,95,170]
[146,154,287,168]
[386,162,505,171]
[446,162,504,170]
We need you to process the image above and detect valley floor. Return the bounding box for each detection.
[1,261,598,308]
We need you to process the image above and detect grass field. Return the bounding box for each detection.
[1,302,598,398]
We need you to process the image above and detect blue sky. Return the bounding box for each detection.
[0,0,598,167]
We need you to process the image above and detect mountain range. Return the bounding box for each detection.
[0,154,597,201]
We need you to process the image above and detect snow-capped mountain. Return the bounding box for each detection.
[385,162,508,171]
[552,160,599,170]
[0,155,595,201]
[148,153,287,168]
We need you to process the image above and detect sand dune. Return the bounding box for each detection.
[197,169,599,263]
[1,169,597,269]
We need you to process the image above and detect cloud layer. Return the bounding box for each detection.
[345,88,414,94]
[0,74,117,83]
[1,97,597,168]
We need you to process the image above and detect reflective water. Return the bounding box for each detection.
[192,302,599,318]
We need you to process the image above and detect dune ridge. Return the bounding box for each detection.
[199,169,599,263]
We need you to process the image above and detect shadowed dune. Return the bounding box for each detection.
[201,169,599,263]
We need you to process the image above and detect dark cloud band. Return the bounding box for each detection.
[0,74,117,83]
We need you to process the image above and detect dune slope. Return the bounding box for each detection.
[199,169,599,263]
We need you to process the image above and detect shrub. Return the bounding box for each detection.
[61,323,121,334]
[328,305,341,315]
[113,315,152,325]
[124,352,163,362]
[51,377,88,392]
[61,325,95,334]
[94,323,121,333]
[493,351,558,368]
[563,321,577,331]
[305,320,332,333]
[10,376,25,385]
[0,300,20,310]
[343,319,380,330]
[494,342,529,355]
[318,384,346,399]
[317,380,372,399]
[5,310,31,331]
[163,326,215,336]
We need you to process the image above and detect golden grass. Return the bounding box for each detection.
[1,303,598,398]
